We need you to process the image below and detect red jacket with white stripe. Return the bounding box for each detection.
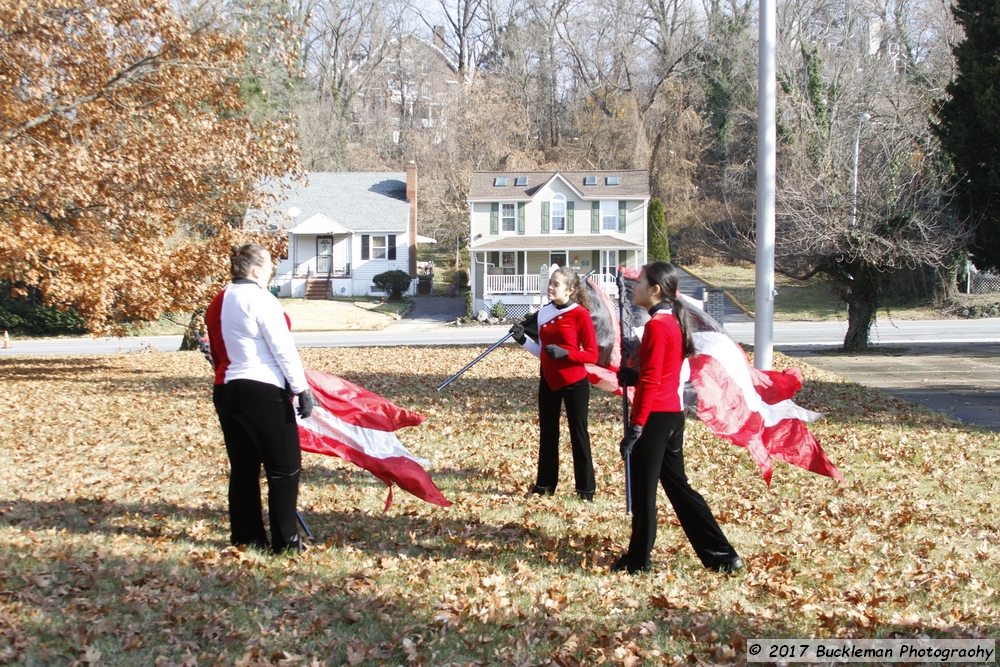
[630,304,688,426]
[205,280,308,394]
[520,302,598,390]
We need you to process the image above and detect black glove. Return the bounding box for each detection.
[509,323,526,345]
[296,389,316,419]
[200,336,215,368]
[619,425,642,460]
[544,344,569,359]
[617,366,639,387]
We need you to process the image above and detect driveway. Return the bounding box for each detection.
[775,341,1000,431]
[405,294,467,322]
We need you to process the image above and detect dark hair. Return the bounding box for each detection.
[230,243,270,279]
[642,261,695,358]
[552,266,591,310]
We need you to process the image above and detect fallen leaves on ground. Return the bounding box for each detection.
[0,346,997,665]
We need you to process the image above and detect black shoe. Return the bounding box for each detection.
[611,555,648,575]
[710,557,743,574]
[576,490,594,502]
[528,485,554,497]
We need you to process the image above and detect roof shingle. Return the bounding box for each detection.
[467,170,650,201]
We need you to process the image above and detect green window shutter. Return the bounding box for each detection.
[517,202,525,235]
[592,250,600,271]
[517,252,525,274]
[490,202,499,235]
[541,201,550,234]
[388,235,397,260]
[618,200,627,233]
[591,201,600,233]
[490,251,499,266]
[566,200,574,234]
[361,234,370,260]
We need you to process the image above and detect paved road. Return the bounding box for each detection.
[724,319,1000,347]
[778,342,1000,431]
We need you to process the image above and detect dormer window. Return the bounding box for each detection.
[514,176,528,187]
[494,177,507,187]
[606,176,619,185]
[583,175,597,186]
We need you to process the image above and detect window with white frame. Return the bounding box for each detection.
[501,203,516,232]
[601,201,618,232]
[502,251,516,275]
[551,194,566,232]
[361,234,396,261]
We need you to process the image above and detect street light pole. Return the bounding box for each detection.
[851,113,871,228]
[754,0,776,370]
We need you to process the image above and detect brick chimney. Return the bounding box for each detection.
[433,26,446,50]
[406,161,418,277]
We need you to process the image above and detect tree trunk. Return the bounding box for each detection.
[179,311,206,352]
[841,266,882,352]
[843,299,876,352]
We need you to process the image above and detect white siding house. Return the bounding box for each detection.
[249,167,422,298]
[467,170,651,316]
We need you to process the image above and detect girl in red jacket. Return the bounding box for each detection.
[510,267,599,500]
[613,262,742,574]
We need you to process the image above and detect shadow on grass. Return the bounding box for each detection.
[0,496,594,572]
[0,357,153,380]
[1,511,996,667]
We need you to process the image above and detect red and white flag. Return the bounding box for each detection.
[591,268,842,485]
[681,300,844,485]
[297,369,451,510]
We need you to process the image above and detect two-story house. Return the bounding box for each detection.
[467,170,651,317]
[351,29,460,144]
[250,164,428,299]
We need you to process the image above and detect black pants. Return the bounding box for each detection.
[625,412,737,569]
[213,379,302,553]
[536,376,595,494]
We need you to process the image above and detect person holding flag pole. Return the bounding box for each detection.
[206,243,316,555]
[509,266,599,501]
[612,262,742,574]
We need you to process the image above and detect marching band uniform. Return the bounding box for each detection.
[617,301,740,573]
[518,300,599,499]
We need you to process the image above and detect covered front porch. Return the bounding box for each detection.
[469,237,644,314]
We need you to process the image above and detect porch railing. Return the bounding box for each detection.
[292,263,351,278]
[485,273,617,297]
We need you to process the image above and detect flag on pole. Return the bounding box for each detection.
[590,267,842,485]
[297,369,451,510]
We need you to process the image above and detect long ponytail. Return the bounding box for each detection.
[642,261,695,358]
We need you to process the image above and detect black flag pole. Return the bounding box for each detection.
[437,332,515,391]
[617,268,633,515]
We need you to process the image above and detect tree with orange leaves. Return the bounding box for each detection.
[0,0,301,335]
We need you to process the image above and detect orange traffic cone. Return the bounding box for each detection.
[2,331,9,349]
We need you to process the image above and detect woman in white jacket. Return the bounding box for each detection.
[206,243,315,554]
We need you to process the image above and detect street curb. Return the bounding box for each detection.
[677,265,756,319]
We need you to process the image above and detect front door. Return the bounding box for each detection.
[602,250,617,275]
[316,236,333,274]
[550,251,567,269]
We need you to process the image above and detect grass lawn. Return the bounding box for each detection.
[1,348,997,665]
[684,264,947,322]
